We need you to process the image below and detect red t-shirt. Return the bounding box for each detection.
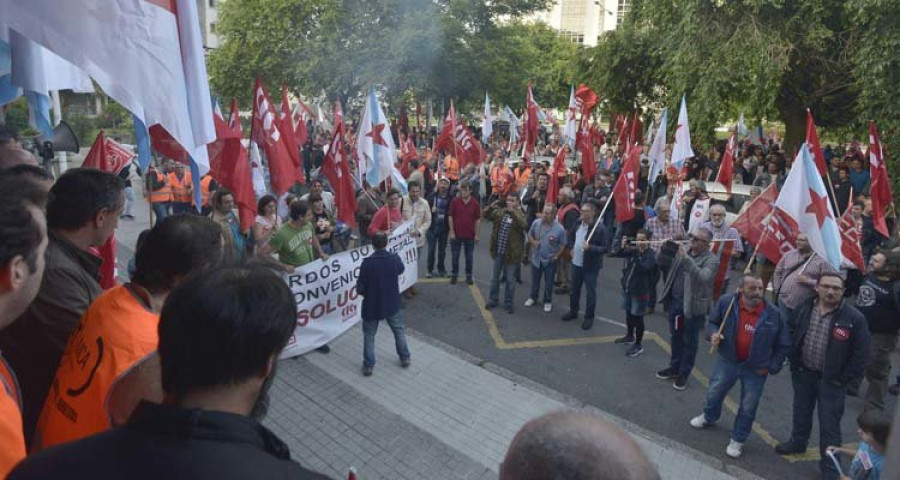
[449,196,481,239]
[736,298,763,362]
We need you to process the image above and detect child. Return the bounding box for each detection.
[827,410,891,480]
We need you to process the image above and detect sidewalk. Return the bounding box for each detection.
[113,193,762,480]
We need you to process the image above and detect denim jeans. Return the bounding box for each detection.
[362,312,411,368]
[171,202,192,215]
[489,259,517,307]
[450,238,474,278]
[702,357,768,442]
[788,369,846,480]
[667,305,705,378]
[848,332,899,410]
[427,230,448,274]
[151,201,170,225]
[530,262,557,304]
[569,265,598,318]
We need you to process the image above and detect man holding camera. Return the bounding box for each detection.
[484,195,528,314]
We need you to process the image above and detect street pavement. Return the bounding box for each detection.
[111,188,894,479]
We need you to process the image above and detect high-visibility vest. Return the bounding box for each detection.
[514,166,531,191]
[168,171,193,204]
[148,169,172,203]
[444,156,460,181]
[33,285,159,450]
[200,175,214,207]
[557,202,580,223]
[490,165,511,194]
[0,356,24,478]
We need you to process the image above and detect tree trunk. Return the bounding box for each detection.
[780,106,805,158]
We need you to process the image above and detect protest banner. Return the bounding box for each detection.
[280,221,418,358]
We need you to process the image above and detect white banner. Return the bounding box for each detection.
[688,198,710,234]
[280,221,418,358]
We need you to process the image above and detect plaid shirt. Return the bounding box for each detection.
[496,213,514,257]
[646,215,684,251]
[802,304,836,372]
[773,249,836,309]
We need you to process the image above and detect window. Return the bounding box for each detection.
[560,0,587,35]
[560,30,585,44]
[210,22,217,34]
[617,0,631,26]
[208,0,216,7]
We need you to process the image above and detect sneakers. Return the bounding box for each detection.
[655,367,678,380]
[614,335,635,345]
[362,365,373,376]
[543,303,552,313]
[726,440,744,458]
[774,441,806,455]
[690,414,712,429]
[673,376,687,391]
[560,311,578,322]
[625,344,644,357]
[581,317,594,330]
[426,271,433,278]
[524,298,536,307]
[401,358,411,368]
[466,277,474,285]
[317,344,331,354]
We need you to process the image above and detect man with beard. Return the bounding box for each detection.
[697,204,743,301]
[10,265,332,480]
[690,275,790,458]
[847,251,900,409]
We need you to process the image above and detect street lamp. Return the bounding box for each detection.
[594,1,615,15]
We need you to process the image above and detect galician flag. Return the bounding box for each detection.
[481,91,493,144]
[356,86,407,194]
[563,85,577,149]
[773,144,843,270]
[647,108,668,185]
[671,95,694,169]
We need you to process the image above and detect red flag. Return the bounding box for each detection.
[82,131,118,289]
[209,106,256,232]
[732,183,778,245]
[459,119,486,167]
[590,124,605,147]
[806,110,827,177]
[612,147,641,223]
[868,121,893,237]
[617,114,629,148]
[546,146,567,205]
[148,125,189,165]
[711,241,734,299]
[434,102,484,168]
[629,111,643,145]
[280,83,304,184]
[433,101,458,155]
[251,77,295,195]
[321,101,357,228]
[575,85,599,182]
[757,208,800,265]
[839,198,865,272]
[292,100,310,147]
[228,98,242,135]
[525,82,539,158]
[715,133,736,193]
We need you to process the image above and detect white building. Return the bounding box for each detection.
[529,0,630,47]
[197,0,220,50]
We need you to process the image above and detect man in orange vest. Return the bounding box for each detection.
[489,152,513,203]
[199,173,218,216]
[513,159,531,193]
[167,162,193,214]
[0,178,48,477]
[443,154,460,188]
[32,215,225,450]
[145,162,171,225]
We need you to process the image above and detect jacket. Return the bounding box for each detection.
[787,297,870,385]
[9,402,332,480]
[661,248,719,318]
[614,248,657,296]
[357,250,405,321]
[427,191,452,236]
[576,220,609,271]
[708,294,791,373]
[484,205,527,264]
[401,196,432,248]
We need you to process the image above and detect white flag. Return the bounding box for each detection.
[647,108,668,185]
[482,91,493,144]
[563,85,577,149]
[671,95,694,169]
[737,111,748,138]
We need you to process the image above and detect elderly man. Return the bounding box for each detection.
[401,181,432,298]
[772,233,836,318]
[656,227,719,390]
[526,204,567,313]
[691,274,790,458]
[555,188,581,295]
[698,204,743,301]
[560,202,608,330]
[645,197,685,312]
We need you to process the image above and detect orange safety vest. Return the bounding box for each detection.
[148,169,172,204]
[33,285,159,450]
[557,202,580,223]
[490,165,512,194]
[0,356,25,478]
[514,166,531,191]
[444,155,460,181]
[168,171,193,204]
[200,175,214,207]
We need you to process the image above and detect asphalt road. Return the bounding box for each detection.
[401,219,898,480]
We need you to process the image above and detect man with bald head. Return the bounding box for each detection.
[0,146,40,171]
[500,411,659,480]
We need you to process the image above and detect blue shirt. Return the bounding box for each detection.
[529,219,567,267]
[572,223,589,267]
[850,441,883,480]
[849,168,870,195]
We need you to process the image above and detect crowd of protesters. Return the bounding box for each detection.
[1,112,898,480]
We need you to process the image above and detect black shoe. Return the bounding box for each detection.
[774,441,807,455]
[656,367,678,380]
[362,365,373,376]
[466,277,474,285]
[626,344,644,357]
[505,305,514,314]
[516,276,523,284]
[561,311,578,321]
[614,335,635,345]
[581,317,594,330]
[401,358,411,368]
[450,276,458,285]
[317,344,331,354]
[673,376,687,391]
[485,301,498,309]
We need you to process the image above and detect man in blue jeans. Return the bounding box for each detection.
[656,227,718,390]
[356,233,410,376]
[526,204,567,313]
[689,274,790,458]
[560,202,608,330]
[448,183,481,285]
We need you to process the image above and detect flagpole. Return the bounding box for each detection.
[586,191,615,243]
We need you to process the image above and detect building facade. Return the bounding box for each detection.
[197,0,220,50]
[529,0,629,47]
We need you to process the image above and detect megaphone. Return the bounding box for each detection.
[41,121,80,153]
